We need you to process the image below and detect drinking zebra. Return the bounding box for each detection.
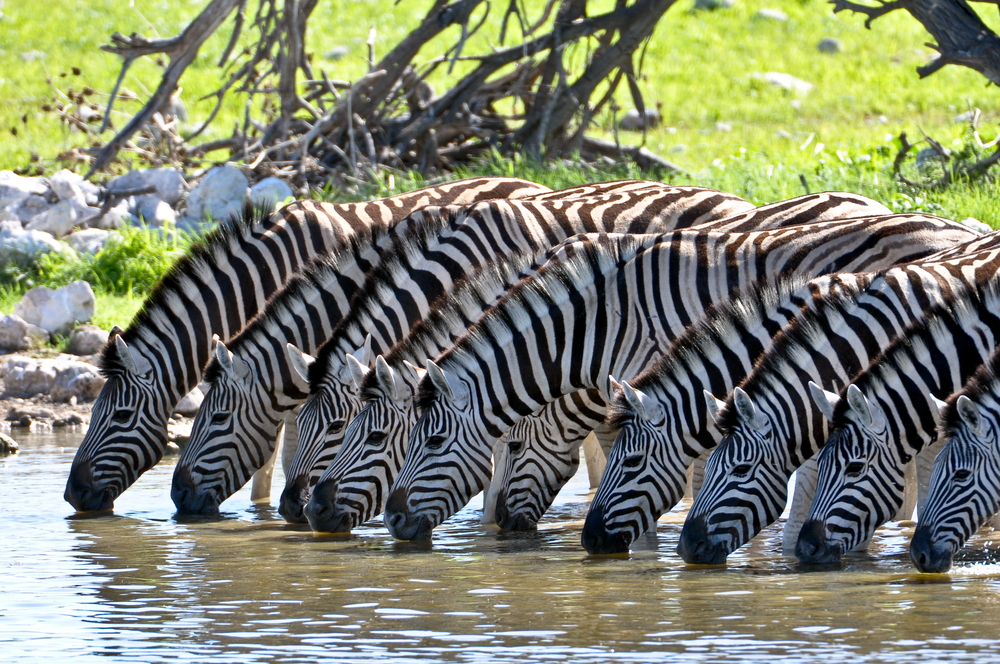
[797,283,1000,563]
[910,341,1000,572]
[677,241,1000,564]
[170,184,751,513]
[286,191,895,524]
[64,176,550,512]
[382,216,973,541]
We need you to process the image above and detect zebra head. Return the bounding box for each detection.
[65,329,165,512]
[172,341,282,513]
[385,360,490,541]
[304,357,423,533]
[279,340,371,523]
[679,388,787,564]
[583,379,687,554]
[492,399,587,532]
[912,393,1000,573]
[796,383,896,563]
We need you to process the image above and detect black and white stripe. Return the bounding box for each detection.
[678,240,1000,564]
[63,176,548,512]
[797,282,1000,563]
[382,216,973,541]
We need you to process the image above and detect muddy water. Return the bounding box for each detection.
[4,430,1000,663]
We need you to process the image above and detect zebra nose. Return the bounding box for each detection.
[494,490,512,529]
[64,462,114,512]
[910,524,953,573]
[678,514,726,564]
[171,465,215,514]
[304,479,340,532]
[384,487,410,538]
[278,476,310,524]
[794,519,842,564]
[581,503,629,554]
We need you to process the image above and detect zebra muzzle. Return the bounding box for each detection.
[64,461,115,512]
[278,476,311,524]
[794,519,844,564]
[677,514,729,565]
[581,504,631,555]
[909,524,955,573]
[304,479,352,533]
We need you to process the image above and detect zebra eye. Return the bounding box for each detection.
[955,469,972,481]
[210,411,230,426]
[112,409,133,424]
[327,419,345,435]
[624,454,644,469]
[846,461,865,477]
[731,463,752,477]
[507,439,524,454]
[366,431,387,446]
[425,435,447,451]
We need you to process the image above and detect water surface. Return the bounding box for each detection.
[4,428,1000,662]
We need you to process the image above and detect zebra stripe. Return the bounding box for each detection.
[382,216,973,541]
[797,282,1000,563]
[288,192,897,525]
[677,239,1000,564]
[63,176,548,512]
[171,184,749,513]
[911,343,1000,572]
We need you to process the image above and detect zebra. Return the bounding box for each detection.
[565,275,866,553]
[796,282,1000,564]
[63,176,550,512]
[910,349,1000,572]
[170,184,753,513]
[284,191,895,523]
[677,243,1000,565]
[381,216,974,541]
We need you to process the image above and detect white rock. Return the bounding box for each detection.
[694,0,736,8]
[756,8,787,20]
[19,50,45,62]
[715,122,732,132]
[250,177,294,206]
[619,108,662,131]
[754,72,813,94]
[173,386,205,416]
[107,168,185,205]
[131,196,177,227]
[915,147,946,173]
[2,359,58,398]
[50,169,100,206]
[0,170,48,208]
[0,433,18,455]
[89,200,131,230]
[0,314,48,353]
[1,355,106,401]
[818,37,844,54]
[52,368,106,402]
[961,217,992,234]
[14,281,96,336]
[0,220,75,266]
[185,164,249,222]
[65,228,110,255]
[65,325,109,355]
[323,46,350,60]
[26,199,99,237]
[952,110,977,124]
[0,194,50,224]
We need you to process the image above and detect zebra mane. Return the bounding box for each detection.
[605,274,815,432]
[414,233,650,413]
[831,282,996,427]
[201,213,393,384]
[357,243,566,398]
[714,272,875,435]
[99,201,274,377]
[939,350,1000,438]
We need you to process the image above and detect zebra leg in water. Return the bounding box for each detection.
[64,177,550,513]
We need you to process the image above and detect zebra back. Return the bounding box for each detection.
[678,242,1000,565]
[64,176,550,513]
[799,281,1000,563]
[382,215,975,541]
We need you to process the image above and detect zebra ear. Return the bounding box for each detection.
[704,390,727,423]
[286,344,314,385]
[733,387,762,431]
[621,381,647,421]
[344,352,369,390]
[354,334,373,366]
[110,325,125,337]
[114,334,151,377]
[402,359,427,383]
[426,360,468,407]
[846,384,873,428]
[375,355,401,402]
[608,375,623,398]
[957,395,984,436]
[928,393,949,421]
[215,340,235,379]
[808,381,840,422]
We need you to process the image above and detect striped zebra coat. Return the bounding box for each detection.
[797,282,1000,563]
[911,346,1000,572]
[381,216,974,541]
[677,240,1000,565]
[286,191,895,524]
[170,184,752,513]
[63,176,550,512]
